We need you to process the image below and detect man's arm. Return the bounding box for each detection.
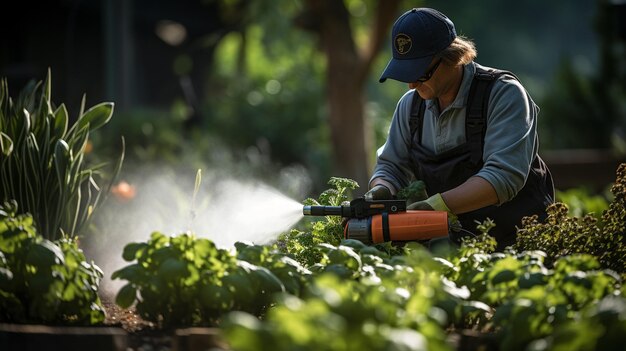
[441,176,499,214]
[477,76,538,204]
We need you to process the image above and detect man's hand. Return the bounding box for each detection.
[364,184,393,201]
[407,193,461,231]
[407,193,450,211]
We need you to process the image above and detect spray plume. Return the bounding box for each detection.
[85,166,308,295]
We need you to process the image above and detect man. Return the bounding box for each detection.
[367,8,554,249]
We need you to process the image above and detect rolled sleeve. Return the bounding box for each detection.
[477,76,538,204]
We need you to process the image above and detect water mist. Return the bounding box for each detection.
[85,165,309,296]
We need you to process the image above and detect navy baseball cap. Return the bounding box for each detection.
[379,8,456,83]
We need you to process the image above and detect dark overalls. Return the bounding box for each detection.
[408,67,555,250]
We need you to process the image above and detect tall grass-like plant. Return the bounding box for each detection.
[0,70,123,240]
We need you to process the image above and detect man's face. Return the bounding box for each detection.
[408,58,442,99]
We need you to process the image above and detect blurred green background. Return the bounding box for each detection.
[1,0,625,199]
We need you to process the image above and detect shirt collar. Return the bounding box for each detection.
[452,62,476,109]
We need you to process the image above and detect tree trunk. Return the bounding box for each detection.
[296,0,401,194]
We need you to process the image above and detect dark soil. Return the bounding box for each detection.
[100,294,228,351]
[101,293,154,333]
[100,294,177,351]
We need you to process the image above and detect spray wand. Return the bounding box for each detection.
[303,197,449,245]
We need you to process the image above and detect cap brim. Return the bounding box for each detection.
[379,55,434,83]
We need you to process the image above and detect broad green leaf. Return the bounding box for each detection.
[200,283,233,310]
[110,263,142,281]
[122,242,149,261]
[340,238,367,250]
[518,271,549,289]
[223,271,255,302]
[323,263,354,279]
[158,258,189,281]
[152,246,177,265]
[491,269,518,285]
[77,102,114,131]
[327,245,362,271]
[26,239,65,266]
[251,266,285,294]
[116,284,137,309]
[27,271,56,294]
[359,245,386,258]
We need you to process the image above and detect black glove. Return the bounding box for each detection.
[364,184,393,201]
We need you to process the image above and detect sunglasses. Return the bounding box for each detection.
[416,59,442,82]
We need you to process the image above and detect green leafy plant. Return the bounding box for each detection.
[276,177,358,266]
[113,231,235,327]
[0,70,124,240]
[434,227,623,350]
[488,253,621,351]
[515,163,626,274]
[222,247,457,351]
[527,295,626,351]
[0,200,105,325]
[396,180,428,204]
[112,232,311,328]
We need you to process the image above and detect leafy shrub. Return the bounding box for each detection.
[488,253,621,351]
[528,295,626,351]
[276,177,358,267]
[0,70,123,240]
[112,232,312,328]
[436,230,623,350]
[515,163,626,274]
[0,200,105,325]
[222,245,458,351]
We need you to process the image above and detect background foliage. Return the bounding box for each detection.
[60,0,622,195]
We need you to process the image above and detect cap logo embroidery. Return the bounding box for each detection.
[395,34,412,54]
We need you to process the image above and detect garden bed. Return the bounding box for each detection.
[101,295,227,351]
[1,292,500,351]
[2,304,498,351]
[0,322,127,351]
[1,296,227,351]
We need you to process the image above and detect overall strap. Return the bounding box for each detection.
[465,67,516,164]
[409,66,517,158]
[409,91,426,144]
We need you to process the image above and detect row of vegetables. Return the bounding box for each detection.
[2,174,626,351]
